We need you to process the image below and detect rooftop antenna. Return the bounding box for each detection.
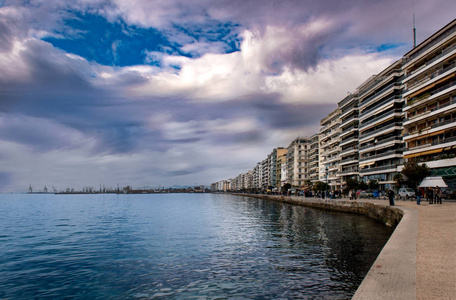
[413,0,416,48]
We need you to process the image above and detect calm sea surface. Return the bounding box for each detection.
[0,193,393,299]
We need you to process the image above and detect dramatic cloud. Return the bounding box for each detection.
[0,0,454,191]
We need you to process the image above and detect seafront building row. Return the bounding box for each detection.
[211,19,456,192]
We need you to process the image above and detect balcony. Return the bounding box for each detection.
[359,136,403,152]
[406,79,456,107]
[359,150,403,162]
[359,83,402,109]
[340,157,359,166]
[405,61,456,93]
[360,95,402,118]
[359,164,398,174]
[360,109,402,130]
[404,41,456,78]
[359,122,402,140]
[340,114,359,127]
[340,145,359,156]
[339,168,359,175]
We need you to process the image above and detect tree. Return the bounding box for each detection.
[345,178,359,191]
[313,181,329,192]
[368,179,379,190]
[282,183,291,194]
[358,181,368,190]
[393,173,404,188]
[401,161,431,189]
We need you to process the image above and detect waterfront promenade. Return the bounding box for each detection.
[238,194,456,299]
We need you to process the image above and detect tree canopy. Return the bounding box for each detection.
[400,161,431,189]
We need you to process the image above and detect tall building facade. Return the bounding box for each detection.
[309,133,320,183]
[271,147,287,189]
[287,137,310,188]
[358,60,404,189]
[338,93,360,185]
[402,19,456,189]
[320,108,342,190]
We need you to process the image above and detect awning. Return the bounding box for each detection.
[403,148,443,159]
[419,176,448,188]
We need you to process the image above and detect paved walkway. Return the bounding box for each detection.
[413,200,456,300]
[353,198,456,300]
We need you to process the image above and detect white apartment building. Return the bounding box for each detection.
[338,93,360,185]
[309,133,320,183]
[287,137,310,188]
[402,19,456,189]
[320,108,342,190]
[357,60,404,190]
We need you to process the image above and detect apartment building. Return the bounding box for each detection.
[320,108,342,190]
[309,133,320,183]
[402,19,456,189]
[287,137,310,188]
[357,60,404,190]
[271,147,287,189]
[261,157,270,189]
[252,162,262,191]
[338,93,360,185]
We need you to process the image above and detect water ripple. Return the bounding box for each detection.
[0,193,392,299]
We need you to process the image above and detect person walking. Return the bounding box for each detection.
[388,189,395,206]
[428,187,434,204]
[436,186,443,204]
[416,187,422,205]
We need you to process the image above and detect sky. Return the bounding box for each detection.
[0,0,455,192]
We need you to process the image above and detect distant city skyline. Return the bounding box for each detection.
[0,0,454,192]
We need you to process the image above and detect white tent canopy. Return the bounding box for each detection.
[419,177,448,188]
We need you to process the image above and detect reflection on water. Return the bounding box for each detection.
[0,193,393,299]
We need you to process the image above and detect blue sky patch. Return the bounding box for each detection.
[43,12,242,67]
[43,13,171,67]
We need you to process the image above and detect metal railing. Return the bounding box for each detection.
[404,41,456,76]
[360,95,402,116]
[360,109,402,129]
[404,29,456,65]
[359,122,402,140]
[360,83,402,108]
[359,150,403,162]
[405,61,456,92]
[359,164,398,173]
[359,136,403,151]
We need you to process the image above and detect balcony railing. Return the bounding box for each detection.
[404,41,456,76]
[359,136,403,151]
[360,83,402,107]
[407,79,456,105]
[432,136,456,146]
[338,94,356,108]
[359,150,403,162]
[360,109,402,130]
[404,29,456,66]
[360,95,402,116]
[359,164,398,173]
[339,168,359,175]
[358,70,402,98]
[359,122,402,140]
[340,145,358,155]
[405,61,456,92]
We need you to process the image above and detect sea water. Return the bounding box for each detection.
[0,193,393,299]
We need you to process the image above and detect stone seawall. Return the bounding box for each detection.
[234,194,403,227]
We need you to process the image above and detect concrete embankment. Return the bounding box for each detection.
[234,194,404,227]
[233,194,417,300]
